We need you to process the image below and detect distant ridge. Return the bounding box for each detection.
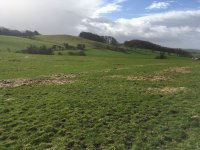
[0,27,40,38]
[124,39,191,57]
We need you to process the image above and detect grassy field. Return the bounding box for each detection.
[0,35,200,150]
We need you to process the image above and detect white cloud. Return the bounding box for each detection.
[93,0,126,17]
[80,10,200,49]
[146,1,170,10]
[93,3,121,17]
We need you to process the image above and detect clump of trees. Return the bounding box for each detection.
[52,43,86,51]
[20,45,53,55]
[67,43,86,56]
[77,44,85,50]
[20,44,86,56]
[52,45,64,51]
[0,27,40,38]
[79,32,118,45]
[124,40,191,57]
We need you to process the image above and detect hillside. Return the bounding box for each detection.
[33,35,107,49]
[0,35,52,51]
[124,39,191,57]
[0,34,109,52]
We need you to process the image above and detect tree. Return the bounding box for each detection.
[79,32,105,43]
[77,44,85,50]
[102,36,118,45]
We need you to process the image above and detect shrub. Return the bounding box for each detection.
[21,45,54,55]
[68,51,86,56]
[52,45,64,51]
[77,44,85,50]
[62,43,77,50]
[58,52,63,55]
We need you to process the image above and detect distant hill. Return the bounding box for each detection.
[0,27,40,38]
[0,27,194,57]
[124,40,191,57]
[33,35,107,49]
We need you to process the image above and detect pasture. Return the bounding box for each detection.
[0,35,200,149]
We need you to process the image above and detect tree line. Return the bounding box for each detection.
[0,27,40,38]
[79,32,118,45]
[124,40,191,57]
[19,43,86,55]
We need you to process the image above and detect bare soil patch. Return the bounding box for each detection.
[110,75,170,81]
[135,65,144,67]
[0,74,76,88]
[164,67,191,74]
[148,87,186,94]
[100,67,129,73]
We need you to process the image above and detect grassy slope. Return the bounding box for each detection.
[0,36,200,149]
[34,35,106,49]
[0,34,108,52]
[0,35,52,51]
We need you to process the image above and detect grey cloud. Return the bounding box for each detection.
[0,0,102,34]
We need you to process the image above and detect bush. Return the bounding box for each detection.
[63,43,77,50]
[68,51,86,56]
[52,45,64,51]
[21,45,54,55]
[77,44,85,50]
[58,52,63,55]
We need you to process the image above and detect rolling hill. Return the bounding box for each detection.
[0,34,108,52]
[33,35,107,49]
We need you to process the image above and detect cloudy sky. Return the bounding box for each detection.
[0,0,200,49]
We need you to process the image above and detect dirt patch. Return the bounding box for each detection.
[164,67,191,74]
[127,75,169,81]
[102,69,112,73]
[0,74,76,88]
[110,75,170,81]
[100,67,129,73]
[135,65,144,67]
[5,98,15,101]
[114,67,129,70]
[148,87,186,94]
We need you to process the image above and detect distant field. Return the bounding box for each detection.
[0,35,200,150]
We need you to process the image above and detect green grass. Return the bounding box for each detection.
[0,35,52,52]
[34,35,106,49]
[0,36,200,149]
